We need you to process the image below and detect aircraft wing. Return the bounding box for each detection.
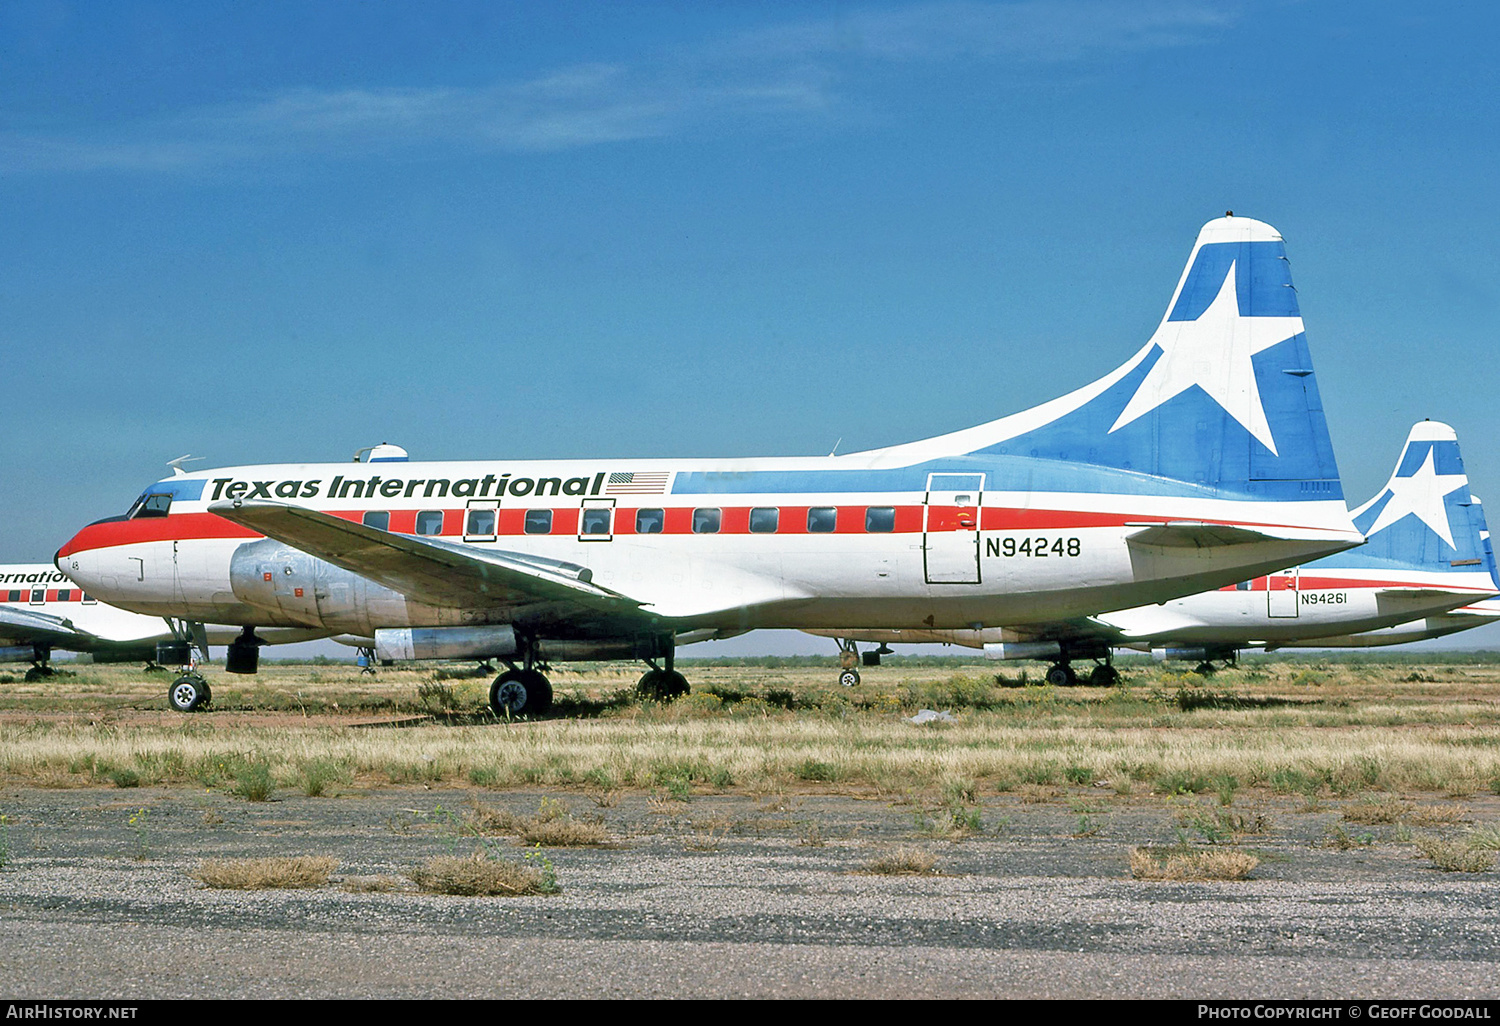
[208,500,650,620]
[0,604,99,649]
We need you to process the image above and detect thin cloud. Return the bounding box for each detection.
[0,1,1235,172]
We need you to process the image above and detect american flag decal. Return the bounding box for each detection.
[605,471,671,495]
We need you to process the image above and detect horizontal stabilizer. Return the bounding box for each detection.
[1089,607,1206,638]
[0,605,93,647]
[1123,521,1346,549]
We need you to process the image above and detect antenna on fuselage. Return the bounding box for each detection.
[828,437,842,457]
[166,454,205,477]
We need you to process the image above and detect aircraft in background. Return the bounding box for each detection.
[1275,503,1500,650]
[57,215,1363,715]
[0,563,328,700]
[812,422,1498,684]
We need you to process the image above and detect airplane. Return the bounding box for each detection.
[1275,503,1500,650]
[811,422,1499,683]
[56,214,1365,716]
[0,563,329,698]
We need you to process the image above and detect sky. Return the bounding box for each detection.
[4,0,1499,655]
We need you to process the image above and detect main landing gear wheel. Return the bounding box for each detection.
[1045,662,1077,687]
[490,669,553,717]
[1088,664,1121,687]
[637,669,690,701]
[1194,661,1218,677]
[168,674,211,712]
[838,668,861,688]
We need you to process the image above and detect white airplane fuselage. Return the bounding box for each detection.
[57,457,1357,638]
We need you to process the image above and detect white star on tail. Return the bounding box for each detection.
[1109,260,1304,455]
[1364,449,1468,549]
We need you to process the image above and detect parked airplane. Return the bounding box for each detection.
[0,563,329,697]
[812,422,1498,683]
[57,214,1363,715]
[1276,504,1500,650]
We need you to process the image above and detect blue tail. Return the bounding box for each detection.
[943,216,1342,501]
[1334,422,1494,580]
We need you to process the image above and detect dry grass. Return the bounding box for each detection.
[340,874,406,893]
[1407,804,1469,827]
[193,856,338,890]
[1129,846,1259,881]
[1342,795,1410,824]
[464,798,610,847]
[407,852,558,896]
[862,847,939,875]
[1412,834,1497,873]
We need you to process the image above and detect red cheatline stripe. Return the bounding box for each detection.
[56,504,1341,555]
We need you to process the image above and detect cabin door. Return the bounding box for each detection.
[924,473,984,584]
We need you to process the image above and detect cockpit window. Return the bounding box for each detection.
[130,493,173,519]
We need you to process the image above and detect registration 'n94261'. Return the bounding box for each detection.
[1301,592,1348,604]
[987,537,1082,558]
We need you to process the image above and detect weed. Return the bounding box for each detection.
[1324,824,1375,850]
[1176,809,1232,845]
[1129,845,1258,881]
[1064,765,1095,786]
[1412,834,1496,873]
[1073,814,1104,838]
[127,807,151,860]
[1408,805,1468,827]
[194,856,338,889]
[231,760,275,802]
[798,820,825,847]
[863,847,938,875]
[416,678,460,713]
[795,759,843,783]
[408,851,559,896]
[1467,825,1500,851]
[298,760,344,797]
[108,768,141,789]
[1342,795,1409,825]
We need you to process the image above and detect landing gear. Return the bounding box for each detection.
[835,638,864,686]
[23,645,54,682]
[1088,663,1121,687]
[1194,661,1218,677]
[168,673,211,712]
[356,646,378,676]
[158,621,211,712]
[1045,662,1077,687]
[637,634,690,701]
[638,668,690,700]
[489,668,553,717]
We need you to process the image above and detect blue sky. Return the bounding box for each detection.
[5,1,1499,653]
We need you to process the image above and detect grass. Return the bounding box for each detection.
[463,798,611,847]
[6,660,1500,803]
[1129,846,1260,881]
[862,847,939,875]
[1412,834,1497,873]
[407,852,560,896]
[193,856,338,889]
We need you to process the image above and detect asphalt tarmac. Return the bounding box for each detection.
[1,788,1497,999]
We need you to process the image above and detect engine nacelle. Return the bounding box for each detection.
[376,626,519,662]
[229,539,437,635]
[0,645,38,664]
[983,641,1061,661]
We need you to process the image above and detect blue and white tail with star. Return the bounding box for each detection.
[875,215,1343,508]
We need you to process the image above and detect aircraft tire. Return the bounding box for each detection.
[1088,664,1120,687]
[490,670,552,717]
[637,669,689,701]
[837,668,861,687]
[1045,663,1076,687]
[1194,661,1217,677]
[168,674,208,713]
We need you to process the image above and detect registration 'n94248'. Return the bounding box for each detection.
[987,537,1082,558]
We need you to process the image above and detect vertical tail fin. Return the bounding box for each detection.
[1344,422,1494,582]
[893,216,1343,502]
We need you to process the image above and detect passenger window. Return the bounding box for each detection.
[466,508,496,536]
[7,590,21,602]
[362,511,390,531]
[865,507,896,533]
[415,510,444,536]
[807,507,837,533]
[31,590,44,604]
[693,508,721,534]
[635,508,664,534]
[581,507,612,535]
[57,590,72,601]
[525,510,553,534]
[749,508,779,533]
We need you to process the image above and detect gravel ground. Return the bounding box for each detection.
[2,787,1498,999]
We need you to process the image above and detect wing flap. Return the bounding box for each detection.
[0,605,95,648]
